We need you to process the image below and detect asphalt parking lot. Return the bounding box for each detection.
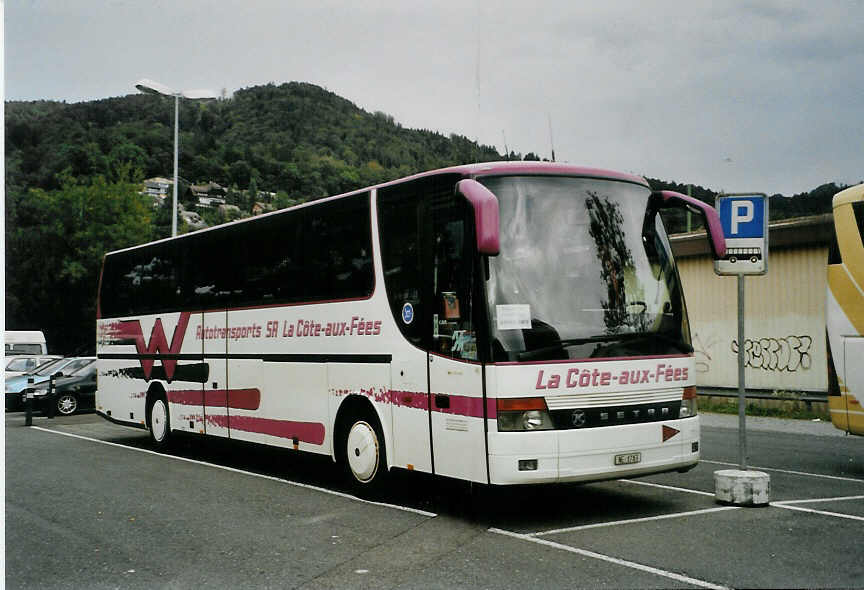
[6,410,863,589]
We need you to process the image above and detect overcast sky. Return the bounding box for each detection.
[5,0,863,195]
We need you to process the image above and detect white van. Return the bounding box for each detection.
[4,331,48,355]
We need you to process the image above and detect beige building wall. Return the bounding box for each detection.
[672,217,831,393]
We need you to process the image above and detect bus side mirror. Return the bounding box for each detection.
[652,190,726,259]
[456,179,500,256]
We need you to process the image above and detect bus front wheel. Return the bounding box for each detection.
[339,413,388,494]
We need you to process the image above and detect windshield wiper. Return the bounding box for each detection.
[517,334,639,361]
[649,332,694,353]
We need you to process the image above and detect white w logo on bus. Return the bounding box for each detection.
[115,312,191,382]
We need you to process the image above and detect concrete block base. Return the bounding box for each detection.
[714,469,771,506]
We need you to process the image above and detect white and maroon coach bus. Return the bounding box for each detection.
[96,162,725,491]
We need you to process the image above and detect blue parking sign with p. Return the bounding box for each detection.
[719,196,765,238]
[715,193,769,276]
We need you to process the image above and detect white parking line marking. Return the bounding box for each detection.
[532,506,740,537]
[31,426,437,518]
[620,479,715,496]
[774,495,864,505]
[489,528,731,590]
[701,460,864,484]
[771,503,864,522]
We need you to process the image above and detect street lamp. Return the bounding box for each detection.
[135,79,219,237]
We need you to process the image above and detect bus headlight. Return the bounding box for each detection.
[680,386,698,418]
[522,410,551,430]
[497,397,554,432]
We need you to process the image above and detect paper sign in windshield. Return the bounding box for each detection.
[496,304,531,330]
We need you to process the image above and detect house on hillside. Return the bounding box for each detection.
[188,181,227,208]
[142,177,172,202]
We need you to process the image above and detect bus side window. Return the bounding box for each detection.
[236,213,304,305]
[304,194,374,302]
[180,230,241,310]
[378,174,466,353]
[378,186,424,346]
[853,201,864,247]
[102,242,179,317]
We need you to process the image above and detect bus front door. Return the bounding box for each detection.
[428,354,488,483]
[426,201,488,484]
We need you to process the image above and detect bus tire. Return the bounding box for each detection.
[147,392,173,450]
[339,411,388,494]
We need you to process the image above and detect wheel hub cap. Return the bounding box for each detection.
[151,400,167,442]
[58,396,76,414]
[346,421,379,482]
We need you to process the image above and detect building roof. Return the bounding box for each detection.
[144,177,173,186]
[190,181,226,194]
[670,213,833,258]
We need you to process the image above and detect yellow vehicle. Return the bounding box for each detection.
[826,183,864,435]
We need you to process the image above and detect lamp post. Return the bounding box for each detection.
[135,79,219,237]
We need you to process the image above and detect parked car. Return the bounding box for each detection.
[30,363,98,415]
[4,355,62,379]
[5,357,96,410]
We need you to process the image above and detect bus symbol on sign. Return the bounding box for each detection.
[715,194,769,276]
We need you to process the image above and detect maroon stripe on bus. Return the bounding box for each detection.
[167,389,203,405]
[381,389,429,411]
[205,415,325,445]
[379,389,495,418]
[368,389,498,419]
[168,388,261,410]
[430,393,497,418]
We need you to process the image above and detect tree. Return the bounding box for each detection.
[5,172,153,354]
[273,190,303,211]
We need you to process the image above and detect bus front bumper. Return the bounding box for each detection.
[487,416,700,485]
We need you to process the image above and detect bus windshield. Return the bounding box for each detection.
[481,175,691,362]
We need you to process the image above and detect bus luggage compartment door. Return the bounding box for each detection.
[202,310,229,438]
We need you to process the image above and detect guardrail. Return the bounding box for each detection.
[698,387,828,415]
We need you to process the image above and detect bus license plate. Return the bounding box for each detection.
[614,452,642,466]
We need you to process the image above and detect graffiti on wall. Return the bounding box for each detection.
[730,335,812,372]
[692,332,720,373]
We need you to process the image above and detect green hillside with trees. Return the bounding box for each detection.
[4,81,854,354]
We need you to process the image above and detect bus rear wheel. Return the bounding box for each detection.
[147,395,173,450]
[339,413,388,494]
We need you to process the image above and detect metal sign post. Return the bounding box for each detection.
[713,193,771,505]
[737,274,746,469]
